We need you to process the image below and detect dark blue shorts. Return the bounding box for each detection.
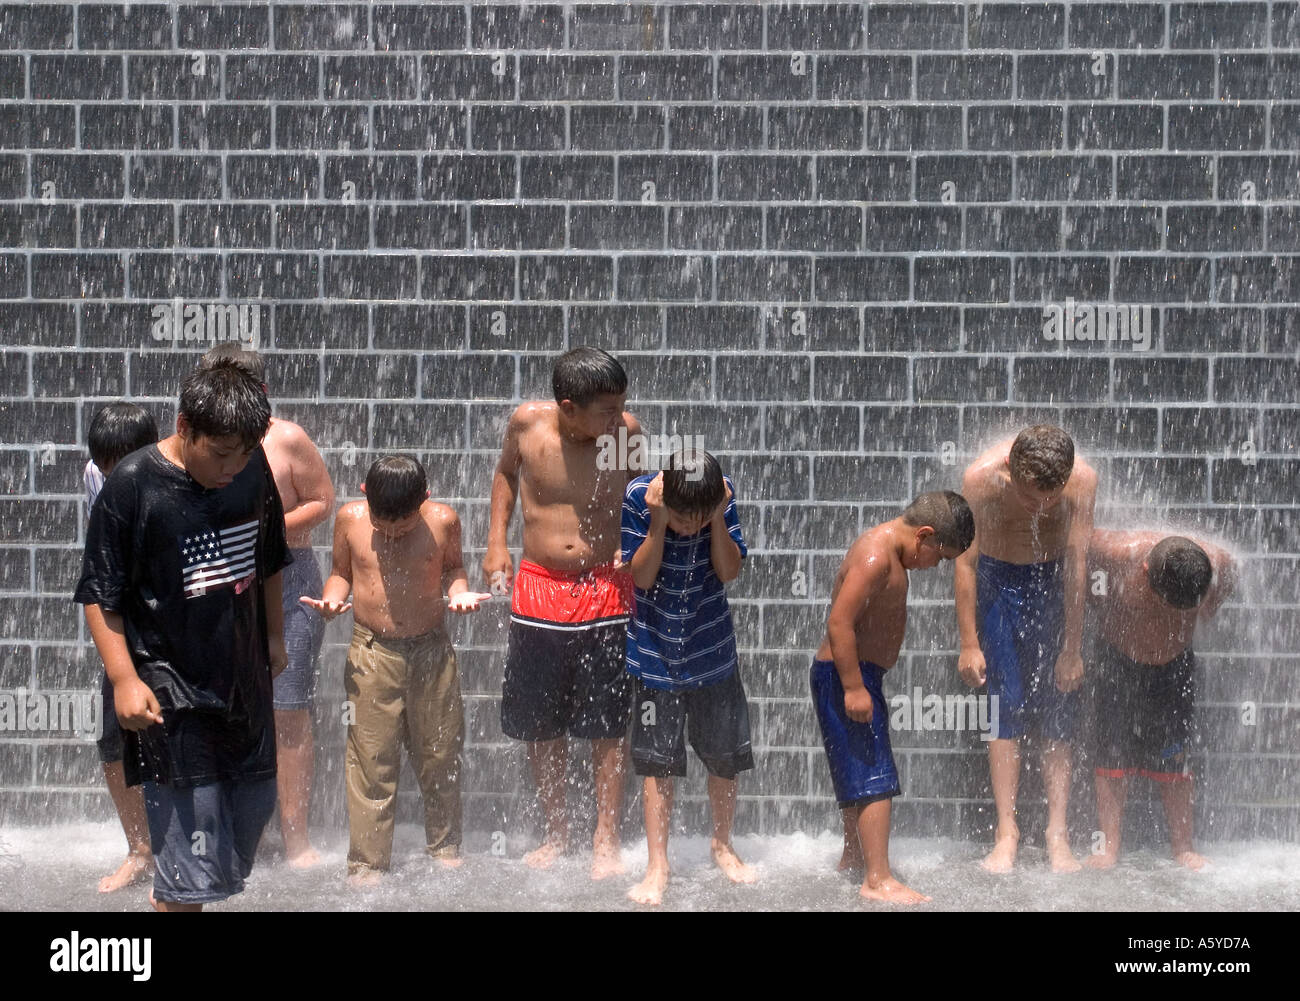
[96,670,122,764]
[1093,642,1195,782]
[630,671,754,780]
[273,547,325,712]
[144,777,277,904]
[810,658,901,809]
[501,620,632,741]
[976,554,1079,742]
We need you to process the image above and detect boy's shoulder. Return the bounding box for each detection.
[265,416,317,453]
[1064,455,1098,498]
[961,446,1008,493]
[98,444,162,496]
[845,522,899,569]
[422,499,460,527]
[337,498,369,522]
[509,400,556,432]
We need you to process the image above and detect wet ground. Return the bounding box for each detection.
[2,823,1297,911]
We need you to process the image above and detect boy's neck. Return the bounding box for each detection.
[556,415,594,445]
[157,434,185,470]
[882,518,911,559]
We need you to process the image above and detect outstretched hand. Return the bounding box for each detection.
[446,592,492,614]
[299,595,353,620]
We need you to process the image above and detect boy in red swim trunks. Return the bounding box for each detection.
[483,347,644,879]
[1084,530,1236,871]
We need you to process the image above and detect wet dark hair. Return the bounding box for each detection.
[662,449,726,519]
[1009,424,1075,490]
[178,359,271,450]
[1147,536,1212,610]
[88,402,158,470]
[198,342,266,384]
[902,490,975,553]
[364,455,427,521]
[552,346,627,407]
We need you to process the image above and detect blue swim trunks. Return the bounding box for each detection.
[274,547,325,712]
[810,658,902,809]
[144,776,278,904]
[976,554,1079,742]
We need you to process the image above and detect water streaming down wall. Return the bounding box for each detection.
[0,2,1297,851]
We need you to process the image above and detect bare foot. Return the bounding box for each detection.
[1174,850,1207,871]
[1084,851,1118,870]
[711,839,757,884]
[285,846,323,870]
[981,830,1019,873]
[627,864,669,905]
[861,875,931,904]
[524,834,566,870]
[1047,831,1081,873]
[435,852,464,870]
[346,868,384,888]
[98,852,152,893]
[590,839,626,881]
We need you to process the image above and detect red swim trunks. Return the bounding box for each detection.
[510,559,634,630]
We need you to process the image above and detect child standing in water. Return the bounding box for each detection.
[483,347,643,878]
[76,361,289,911]
[302,456,486,885]
[199,344,336,869]
[811,491,974,904]
[955,425,1097,873]
[84,402,158,892]
[622,451,753,906]
[1084,530,1236,870]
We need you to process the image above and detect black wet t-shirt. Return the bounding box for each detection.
[75,444,292,788]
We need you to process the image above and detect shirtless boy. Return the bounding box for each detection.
[810,491,974,904]
[483,347,643,879]
[955,425,1097,873]
[303,456,486,884]
[1085,530,1236,871]
[200,344,335,868]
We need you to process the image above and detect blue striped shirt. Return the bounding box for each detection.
[621,474,747,692]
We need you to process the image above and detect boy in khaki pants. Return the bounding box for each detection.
[304,456,488,884]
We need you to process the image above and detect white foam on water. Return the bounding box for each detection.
[2,823,1297,911]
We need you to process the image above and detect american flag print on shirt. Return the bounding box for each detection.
[181,520,258,599]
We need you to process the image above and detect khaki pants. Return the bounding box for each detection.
[344,624,464,874]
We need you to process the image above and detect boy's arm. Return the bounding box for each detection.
[284,428,335,538]
[483,406,525,589]
[627,474,667,590]
[301,506,354,618]
[440,507,486,612]
[955,466,985,686]
[1056,468,1097,692]
[84,604,162,729]
[709,479,743,583]
[828,543,888,723]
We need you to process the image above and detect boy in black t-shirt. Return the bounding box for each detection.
[75,360,291,911]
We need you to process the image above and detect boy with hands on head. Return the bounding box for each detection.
[622,450,753,906]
